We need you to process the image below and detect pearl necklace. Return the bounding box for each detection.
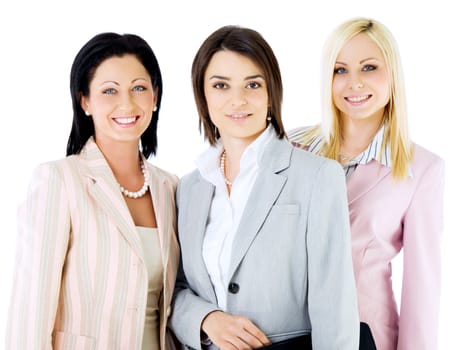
[119,160,149,199]
[219,150,233,187]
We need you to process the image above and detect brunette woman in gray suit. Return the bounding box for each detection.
[169,25,359,350]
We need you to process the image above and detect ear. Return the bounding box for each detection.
[80,94,90,115]
[153,87,159,106]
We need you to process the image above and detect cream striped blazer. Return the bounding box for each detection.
[6,138,180,350]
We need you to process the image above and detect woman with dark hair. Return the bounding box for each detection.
[6,32,180,350]
[169,25,359,349]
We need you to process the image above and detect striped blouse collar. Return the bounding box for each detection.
[308,124,391,168]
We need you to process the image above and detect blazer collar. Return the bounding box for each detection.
[147,163,175,270]
[79,137,145,263]
[346,159,391,204]
[228,137,292,280]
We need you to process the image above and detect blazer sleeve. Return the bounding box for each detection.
[169,260,220,349]
[306,159,360,349]
[6,163,71,350]
[168,179,221,350]
[398,157,445,350]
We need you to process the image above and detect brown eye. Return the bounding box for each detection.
[213,82,228,89]
[246,81,261,89]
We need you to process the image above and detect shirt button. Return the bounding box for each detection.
[228,282,240,294]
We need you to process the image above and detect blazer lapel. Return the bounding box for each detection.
[228,138,291,280]
[186,175,218,302]
[147,163,181,327]
[81,138,144,263]
[148,164,171,266]
[347,160,392,205]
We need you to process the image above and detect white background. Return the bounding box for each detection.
[0,0,453,348]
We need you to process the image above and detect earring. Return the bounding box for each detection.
[85,110,90,116]
[153,106,157,112]
[267,106,272,123]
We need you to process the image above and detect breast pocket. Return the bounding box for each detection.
[261,203,301,240]
[271,203,300,215]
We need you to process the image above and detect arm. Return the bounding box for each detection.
[398,158,445,350]
[169,255,221,349]
[169,177,269,350]
[170,278,268,350]
[168,179,221,349]
[6,163,70,350]
[201,311,269,350]
[306,159,359,349]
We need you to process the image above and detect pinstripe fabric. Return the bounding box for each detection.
[288,125,394,177]
[6,138,180,350]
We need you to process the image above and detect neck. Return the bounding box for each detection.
[219,139,251,187]
[340,116,383,157]
[95,137,149,199]
[95,138,142,177]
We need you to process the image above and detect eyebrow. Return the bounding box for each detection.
[208,74,265,80]
[335,57,379,65]
[100,80,120,86]
[132,77,150,83]
[99,77,150,85]
[360,57,379,64]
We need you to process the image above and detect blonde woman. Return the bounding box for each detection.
[289,18,445,350]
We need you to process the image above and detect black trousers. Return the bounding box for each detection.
[260,333,312,349]
[259,322,376,350]
[359,322,377,350]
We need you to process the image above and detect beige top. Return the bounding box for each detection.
[137,226,163,350]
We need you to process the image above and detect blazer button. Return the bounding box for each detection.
[228,282,239,294]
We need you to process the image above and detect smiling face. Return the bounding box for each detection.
[81,54,157,147]
[204,50,269,146]
[332,33,390,126]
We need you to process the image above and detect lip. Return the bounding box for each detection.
[226,112,252,120]
[113,116,140,127]
[344,94,372,105]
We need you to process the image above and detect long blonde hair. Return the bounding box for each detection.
[302,17,413,179]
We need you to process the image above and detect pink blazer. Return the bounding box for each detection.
[346,143,444,350]
[6,138,180,350]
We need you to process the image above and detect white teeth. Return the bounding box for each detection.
[115,117,136,124]
[347,95,369,103]
[230,113,249,118]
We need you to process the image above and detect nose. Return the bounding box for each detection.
[118,91,136,113]
[230,88,247,107]
[349,72,364,90]
[355,82,364,89]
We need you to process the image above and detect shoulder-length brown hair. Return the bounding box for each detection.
[192,25,285,146]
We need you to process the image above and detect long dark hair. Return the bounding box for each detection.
[67,32,163,158]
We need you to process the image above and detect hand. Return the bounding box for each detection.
[201,311,271,350]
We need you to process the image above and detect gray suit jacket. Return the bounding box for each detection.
[169,137,359,350]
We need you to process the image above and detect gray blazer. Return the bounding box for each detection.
[169,137,359,349]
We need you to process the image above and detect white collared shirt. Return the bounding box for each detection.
[195,126,275,310]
